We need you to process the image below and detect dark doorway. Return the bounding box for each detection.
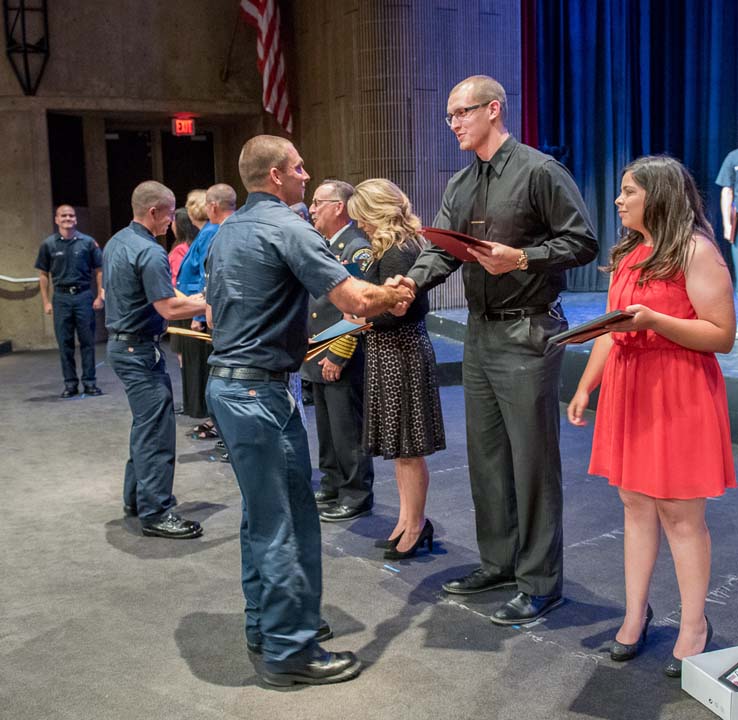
[105,130,153,241]
[47,113,88,208]
[161,131,215,208]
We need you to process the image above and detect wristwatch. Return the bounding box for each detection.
[516,249,529,271]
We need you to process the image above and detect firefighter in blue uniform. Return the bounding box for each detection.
[103,181,206,538]
[35,205,104,397]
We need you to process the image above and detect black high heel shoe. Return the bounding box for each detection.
[664,617,713,678]
[610,604,653,661]
[374,531,404,550]
[383,520,433,560]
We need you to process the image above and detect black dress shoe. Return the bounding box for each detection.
[262,646,361,686]
[384,520,434,560]
[61,387,78,398]
[442,568,516,595]
[491,591,564,625]
[123,503,138,517]
[319,503,372,523]
[83,385,102,396]
[664,617,713,678]
[247,619,333,654]
[314,488,338,506]
[141,512,203,539]
[610,604,653,661]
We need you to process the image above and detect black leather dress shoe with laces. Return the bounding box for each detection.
[319,503,372,523]
[83,385,102,396]
[262,646,361,686]
[247,619,333,654]
[442,568,516,595]
[123,503,138,517]
[314,489,338,506]
[61,387,78,398]
[491,591,564,625]
[141,512,202,539]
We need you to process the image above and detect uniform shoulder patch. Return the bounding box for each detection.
[351,247,373,271]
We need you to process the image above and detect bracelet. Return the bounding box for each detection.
[515,249,529,271]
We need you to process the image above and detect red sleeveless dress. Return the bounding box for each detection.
[589,243,736,499]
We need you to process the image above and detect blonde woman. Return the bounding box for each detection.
[347,179,446,559]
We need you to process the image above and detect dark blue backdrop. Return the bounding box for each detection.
[536,0,738,290]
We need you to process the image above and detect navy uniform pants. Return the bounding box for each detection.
[107,338,177,521]
[206,374,321,668]
[313,376,374,508]
[463,310,567,598]
[53,289,96,388]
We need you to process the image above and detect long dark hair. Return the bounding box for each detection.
[609,155,715,283]
[173,207,197,246]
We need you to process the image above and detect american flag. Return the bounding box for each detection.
[240,0,293,134]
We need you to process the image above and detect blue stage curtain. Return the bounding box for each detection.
[535,0,738,291]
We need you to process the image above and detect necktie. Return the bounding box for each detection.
[470,161,491,241]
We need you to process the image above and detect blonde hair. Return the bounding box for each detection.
[185,189,208,222]
[347,179,425,260]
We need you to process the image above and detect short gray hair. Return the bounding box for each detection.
[319,179,355,205]
[206,183,237,210]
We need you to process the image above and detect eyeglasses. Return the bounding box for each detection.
[444,101,492,127]
[311,198,341,207]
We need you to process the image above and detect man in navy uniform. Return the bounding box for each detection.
[104,181,206,539]
[302,179,375,522]
[205,135,414,686]
[35,205,104,397]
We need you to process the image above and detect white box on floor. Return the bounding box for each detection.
[682,646,738,720]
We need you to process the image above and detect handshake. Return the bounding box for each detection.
[384,275,417,316]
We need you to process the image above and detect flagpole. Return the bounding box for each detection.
[220,3,242,82]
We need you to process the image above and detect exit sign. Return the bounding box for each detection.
[172,117,195,136]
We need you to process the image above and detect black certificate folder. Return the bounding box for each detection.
[548,310,634,346]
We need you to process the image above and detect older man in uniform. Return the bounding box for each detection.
[302,179,375,522]
[35,205,104,397]
[400,75,597,625]
[205,135,414,686]
[104,181,206,539]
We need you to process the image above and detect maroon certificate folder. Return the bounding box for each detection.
[422,226,488,262]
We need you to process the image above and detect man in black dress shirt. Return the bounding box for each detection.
[301,180,375,522]
[403,75,598,624]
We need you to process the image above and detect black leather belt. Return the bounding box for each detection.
[55,284,90,295]
[110,333,163,343]
[482,304,554,321]
[209,366,289,383]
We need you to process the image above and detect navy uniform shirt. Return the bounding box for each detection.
[102,221,175,336]
[301,222,371,382]
[34,232,102,287]
[407,136,597,316]
[716,149,738,200]
[207,192,349,372]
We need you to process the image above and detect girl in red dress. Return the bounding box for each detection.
[568,156,736,677]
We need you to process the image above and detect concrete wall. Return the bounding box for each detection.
[0,0,264,349]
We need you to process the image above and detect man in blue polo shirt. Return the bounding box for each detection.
[104,181,207,539]
[205,135,414,687]
[35,205,104,397]
[716,148,738,282]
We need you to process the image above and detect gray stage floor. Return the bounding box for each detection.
[3,345,738,720]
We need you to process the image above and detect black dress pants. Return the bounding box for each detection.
[463,311,566,597]
[313,378,374,508]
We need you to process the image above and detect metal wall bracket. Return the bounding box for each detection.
[3,0,49,96]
